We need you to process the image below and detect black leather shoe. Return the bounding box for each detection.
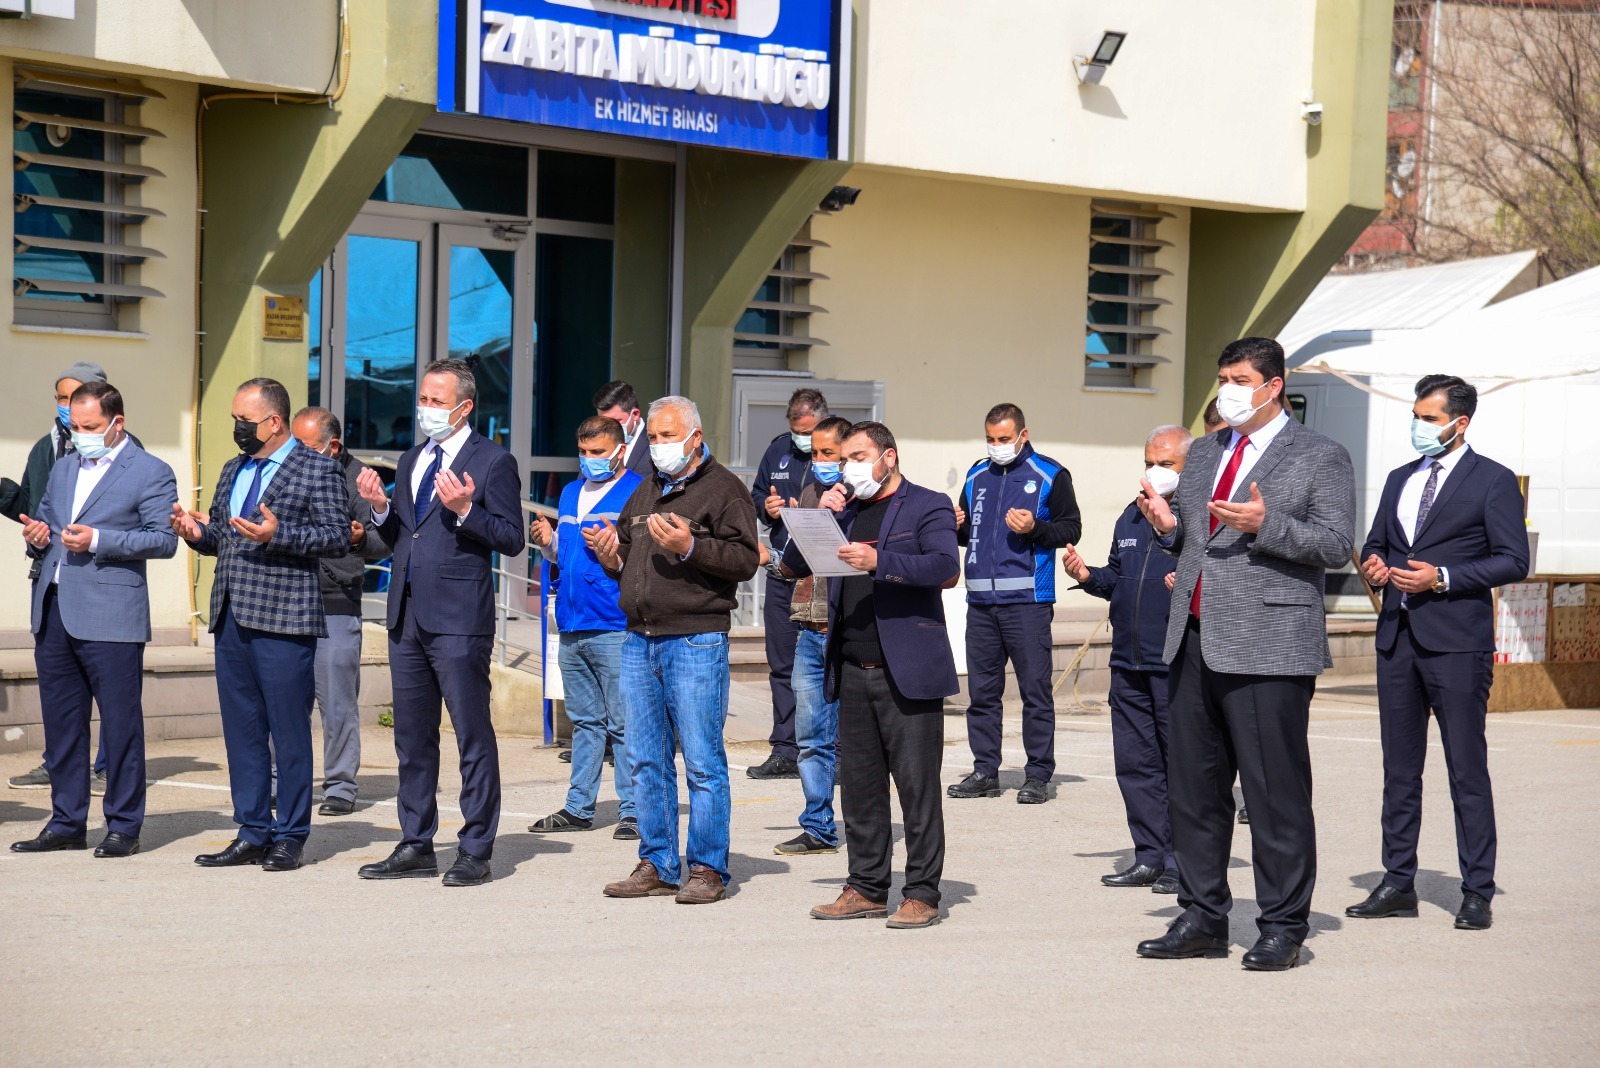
[261,840,304,872]
[1237,805,1250,825]
[946,771,1002,799]
[1455,891,1493,930]
[1151,870,1180,895]
[94,831,140,858]
[1137,919,1228,959]
[1016,777,1051,805]
[319,797,356,816]
[1103,862,1162,887]
[10,828,87,853]
[1241,934,1301,971]
[195,839,268,867]
[1346,884,1419,919]
[358,843,438,880]
[442,851,491,887]
[746,754,800,780]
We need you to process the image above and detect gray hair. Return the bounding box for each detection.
[647,395,701,431]
[1146,424,1193,452]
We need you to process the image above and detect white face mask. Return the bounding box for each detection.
[843,453,886,500]
[650,434,697,477]
[987,442,1018,466]
[71,421,121,461]
[1215,381,1274,428]
[622,413,642,443]
[791,432,812,454]
[1143,465,1181,498]
[416,400,466,442]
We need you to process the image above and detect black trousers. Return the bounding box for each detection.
[963,602,1056,780]
[1168,619,1316,943]
[762,573,799,760]
[1109,667,1174,872]
[838,662,946,906]
[1377,615,1497,899]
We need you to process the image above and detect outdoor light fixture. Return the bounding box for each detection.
[820,186,862,212]
[1073,30,1127,85]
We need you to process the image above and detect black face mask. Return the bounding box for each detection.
[233,418,265,455]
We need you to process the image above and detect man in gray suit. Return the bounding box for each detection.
[10,381,179,858]
[1133,337,1355,972]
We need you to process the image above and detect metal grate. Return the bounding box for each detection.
[1086,201,1171,388]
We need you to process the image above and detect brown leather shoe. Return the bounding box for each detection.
[886,898,941,929]
[809,885,888,920]
[603,859,679,898]
[674,864,727,904]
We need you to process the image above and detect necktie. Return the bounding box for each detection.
[238,460,265,520]
[413,446,443,528]
[1191,434,1251,619]
[1401,460,1443,608]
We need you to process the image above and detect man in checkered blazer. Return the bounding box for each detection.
[171,378,350,873]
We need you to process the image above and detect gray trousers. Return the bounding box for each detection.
[314,614,364,802]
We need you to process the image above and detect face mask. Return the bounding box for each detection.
[416,400,465,442]
[57,404,72,427]
[811,460,842,486]
[233,417,265,455]
[1410,418,1460,457]
[987,442,1018,466]
[792,432,812,454]
[651,434,696,477]
[580,444,622,482]
[72,422,120,461]
[622,414,641,443]
[1215,381,1274,428]
[843,454,886,500]
[1144,465,1181,498]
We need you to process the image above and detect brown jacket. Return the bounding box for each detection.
[610,451,761,636]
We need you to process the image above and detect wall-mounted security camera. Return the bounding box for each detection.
[1301,101,1324,126]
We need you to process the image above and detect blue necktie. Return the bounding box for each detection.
[413,447,443,528]
[239,460,265,519]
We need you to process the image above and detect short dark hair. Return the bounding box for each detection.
[70,380,123,421]
[1202,396,1224,432]
[576,414,625,447]
[593,380,640,415]
[846,420,897,456]
[294,406,342,445]
[1217,337,1286,383]
[787,388,829,420]
[812,415,853,443]
[238,377,291,421]
[1414,374,1478,420]
[422,359,477,404]
[985,403,1025,429]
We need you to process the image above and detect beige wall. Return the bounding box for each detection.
[0,0,340,93]
[805,167,1190,556]
[854,0,1317,212]
[0,59,198,639]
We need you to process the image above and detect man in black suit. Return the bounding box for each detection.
[354,360,526,887]
[1348,374,1529,932]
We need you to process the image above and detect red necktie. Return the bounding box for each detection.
[1190,434,1251,619]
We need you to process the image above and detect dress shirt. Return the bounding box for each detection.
[228,436,297,518]
[1211,409,1292,496]
[53,435,128,583]
[372,424,472,525]
[1396,443,1472,592]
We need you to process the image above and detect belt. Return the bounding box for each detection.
[797,620,829,632]
[845,659,884,670]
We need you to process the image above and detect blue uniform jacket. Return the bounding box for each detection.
[750,431,814,555]
[957,441,1081,605]
[549,470,641,633]
[1077,499,1177,674]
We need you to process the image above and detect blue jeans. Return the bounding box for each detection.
[559,630,634,823]
[623,630,731,885]
[792,627,839,845]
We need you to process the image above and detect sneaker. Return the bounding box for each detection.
[946,771,1001,799]
[90,769,107,797]
[746,754,800,779]
[1016,777,1050,804]
[612,817,640,841]
[774,831,838,856]
[675,864,727,904]
[8,763,50,790]
[528,809,593,832]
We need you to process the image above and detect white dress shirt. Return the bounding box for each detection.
[1395,443,1471,593]
[53,435,128,583]
[1211,409,1292,496]
[372,424,472,525]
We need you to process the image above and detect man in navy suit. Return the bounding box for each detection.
[784,421,961,930]
[11,381,177,858]
[1348,374,1528,932]
[172,378,351,872]
[355,359,525,887]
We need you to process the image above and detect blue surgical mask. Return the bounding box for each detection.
[811,460,842,485]
[580,444,622,482]
[71,421,120,461]
[57,404,72,427]
[1410,418,1460,457]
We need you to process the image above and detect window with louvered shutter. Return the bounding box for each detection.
[1086,201,1172,389]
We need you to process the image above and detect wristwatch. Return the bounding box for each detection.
[1430,574,1447,594]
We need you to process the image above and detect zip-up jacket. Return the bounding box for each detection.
[547,469,641,633]
[1076,499,1177,673]
[750,430,814,555]
[957,441,1081,605]
[609,450,760,636]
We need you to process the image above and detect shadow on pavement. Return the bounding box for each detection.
[1348,867,1489,915]
[727,851,790,897]
[483,831,575,877]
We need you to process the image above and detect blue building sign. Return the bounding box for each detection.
[439,1,850,160]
